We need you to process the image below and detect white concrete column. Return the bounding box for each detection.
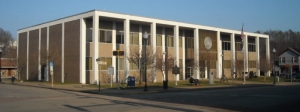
[231,33,236,77]
[174,25,179,81]
[38,28,41,81]
[139,25,142,54]
[17,31,19,79]
[138,24,143,81]
[182,30,186,80]
[217,31,222,78]
[93,13,99,84]
[46,27,49,81]
[151,22,157,82]
[266,37,270,77]
[124,19,130,79]
[162,28,166,80]
[112,22,117,82]
[194,28,200,79]
[255,36,260,76]
[26,31,29,80]
[61,23,65,83]
[80,18,86,84]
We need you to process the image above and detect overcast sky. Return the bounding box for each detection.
[1,0,299,39]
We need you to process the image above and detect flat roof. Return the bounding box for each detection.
[18,9,268,37]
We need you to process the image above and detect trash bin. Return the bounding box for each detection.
[127,76,135,87]
[193,79,199,86]
[189,77,194,85]
[249,71,254,78]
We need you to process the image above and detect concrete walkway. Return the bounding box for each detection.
[1,76,299,95]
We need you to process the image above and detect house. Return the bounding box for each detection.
[278,47,300,75]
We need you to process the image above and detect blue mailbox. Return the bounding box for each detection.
[127,76,135,87]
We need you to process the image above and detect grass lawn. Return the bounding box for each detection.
[234,76,291,83]
[83,79,234,89]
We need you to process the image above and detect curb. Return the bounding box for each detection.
[1,82,281,95]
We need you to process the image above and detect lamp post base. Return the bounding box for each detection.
[163,80,168,90]
[144,85,148,92]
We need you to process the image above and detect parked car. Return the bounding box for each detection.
[292,73,300,79]
[286,73,300,79]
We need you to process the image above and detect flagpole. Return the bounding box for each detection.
[244,39,246,84]
[241,24,246,84]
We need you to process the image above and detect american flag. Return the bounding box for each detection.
[241,25,244,40]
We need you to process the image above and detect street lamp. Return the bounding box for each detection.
[143,31,148,92]
[273,48,276,85]
[0,47,2,82]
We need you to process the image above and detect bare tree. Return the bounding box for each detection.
[127,46,156,85]
[0,28,14,56]
[260,56,271,82]
[235,57,244,78]
[155,50,175,81]
[39,43,61,82]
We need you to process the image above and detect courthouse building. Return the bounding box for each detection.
[17,10,270,84]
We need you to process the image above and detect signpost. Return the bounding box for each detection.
[172,65,180,86]
[108,66,114,88]
[96,58,107,92]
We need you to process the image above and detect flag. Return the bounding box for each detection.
[241,25,244,40]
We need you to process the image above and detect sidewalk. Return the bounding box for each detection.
[1,77,299,95]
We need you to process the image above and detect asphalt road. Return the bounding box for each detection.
[1,82,300,112]
[123,85,300,112]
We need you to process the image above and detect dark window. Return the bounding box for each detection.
[222,41,231,50]
[185,37,194,48]
[86,28,92,42]
[248,44,256,52]
[99,30,112,43]
[116,31,124,44]
[86,57,92,70]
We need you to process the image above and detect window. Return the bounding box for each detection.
[280,57,285,63]
[116,31,124,44]
[129,33,139,45]
[293,57,298,63]
[223,60,231,68]
[166,35,174,47]
[99,57,112,70]
[222,41,231,50]
[179,37,183,48]
[156,35,162,46]
[179,59,183,69]
[185,37,194,48]
[248,44,256,52]
[86,57,92,70]
[86,28,92,42]
[130,60,139,70]
[99,30,112,43]
[248,61,256,68]
[236,42,242,51]
[118,58,125,70]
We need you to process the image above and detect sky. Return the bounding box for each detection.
[1,0,300,39]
